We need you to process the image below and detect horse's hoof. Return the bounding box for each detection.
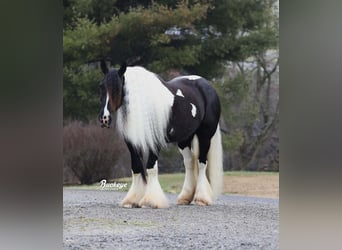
[139,201,169,209]
[177,191,195,205]
[194,197,212,206]
[121,203,133,208]
[177,198,192,205]
[139,197,169,209]
[119,201,140,208]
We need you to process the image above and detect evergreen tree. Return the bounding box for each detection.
[63,0,278,122]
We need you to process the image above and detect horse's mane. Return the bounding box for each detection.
[116,66,174,153]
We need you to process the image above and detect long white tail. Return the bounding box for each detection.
[191,124,223,201]
[207,125,223,199]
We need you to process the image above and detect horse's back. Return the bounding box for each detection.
[166,75,220,120]
[165,75,221,142]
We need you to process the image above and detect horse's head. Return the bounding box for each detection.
[98,60,126,128]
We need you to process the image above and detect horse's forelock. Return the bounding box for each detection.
[105,70,123,111]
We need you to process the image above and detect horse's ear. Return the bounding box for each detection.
[100,60,109,75]
[118,62,127,78]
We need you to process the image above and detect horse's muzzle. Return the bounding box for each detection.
[99,114,112,128]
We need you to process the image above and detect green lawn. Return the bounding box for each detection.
[64,171,278,195]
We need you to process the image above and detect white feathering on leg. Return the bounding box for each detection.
[194,161,213,206]
[120,172,146,208]
[139,162,169,208]
[177,147,196,205]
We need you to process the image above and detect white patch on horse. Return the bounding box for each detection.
[190,103,197,117]
[175,75,202,81]
[116,66,174,153]
[187,75,201,80]
[103,93,110,117]
[194,161,213,205]
[176,89,185,97]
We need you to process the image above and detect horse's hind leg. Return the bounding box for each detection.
[194,130,214,205]
[177,138,196,205]
[139,151,169,208]
[120,141,146,208]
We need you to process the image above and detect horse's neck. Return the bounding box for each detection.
[116,67,174,152]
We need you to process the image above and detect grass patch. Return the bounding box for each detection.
[158,173,185,194]
[64,183,101,190]
[109,173,185,194]
[64,171,279,198]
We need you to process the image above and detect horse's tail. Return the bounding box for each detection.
[207,124,224,199]
[191,124,223,200]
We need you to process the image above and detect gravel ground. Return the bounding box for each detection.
[63,189,279,249]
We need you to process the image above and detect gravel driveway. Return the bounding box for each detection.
[63,189,278,249]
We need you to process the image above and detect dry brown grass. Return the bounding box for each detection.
[223,173,279,198]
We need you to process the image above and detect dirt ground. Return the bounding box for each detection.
[223,175,279,198]
[64,190,279,249]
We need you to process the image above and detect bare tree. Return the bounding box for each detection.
[238,51,279,170]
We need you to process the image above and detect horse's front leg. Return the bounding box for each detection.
[120,141,146,208]
[193,134,213,206]
[138,150,169,208]
[177,138,197,205]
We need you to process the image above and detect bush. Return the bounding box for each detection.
[63,120,129,184]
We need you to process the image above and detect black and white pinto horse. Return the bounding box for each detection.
[98,61,223,208]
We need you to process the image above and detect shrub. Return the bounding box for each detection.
[63,120,128,184]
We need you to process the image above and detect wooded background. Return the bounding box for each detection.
[63,0,279,184]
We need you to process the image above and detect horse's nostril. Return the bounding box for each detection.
[104,120,107,124]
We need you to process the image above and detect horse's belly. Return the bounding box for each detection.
[166,120,199,143]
